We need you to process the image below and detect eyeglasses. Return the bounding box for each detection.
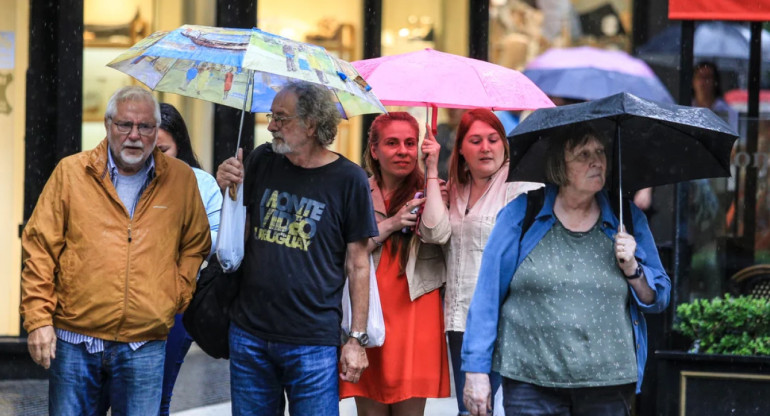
[112,120,157,136]
[266,113,297,128]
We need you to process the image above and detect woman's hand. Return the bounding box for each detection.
[615,226,638,275]
[421,123,441,178]
[463,372,492,416]
[384,196,426,235]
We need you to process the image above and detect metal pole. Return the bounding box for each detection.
[672,20,694,340]
[742,22,762,266]
[617,122,623,229]
[468,0,489,61]
[361,0,382,154]
[235,71,254,155]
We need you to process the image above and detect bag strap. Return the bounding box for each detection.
[521,187,545,242]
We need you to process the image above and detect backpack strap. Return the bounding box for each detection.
[521,187,545,242]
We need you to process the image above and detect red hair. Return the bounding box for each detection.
[363,112,423,272]
[448,109,509,186]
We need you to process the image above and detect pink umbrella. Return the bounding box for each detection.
[352,48,554,129]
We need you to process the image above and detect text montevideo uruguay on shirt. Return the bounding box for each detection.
[256,188,326,252]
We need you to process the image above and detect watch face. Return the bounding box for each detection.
[359,333,369,346]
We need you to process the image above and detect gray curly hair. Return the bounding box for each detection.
[282,81,340,147]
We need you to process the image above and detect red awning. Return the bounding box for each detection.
[669,0,770,21]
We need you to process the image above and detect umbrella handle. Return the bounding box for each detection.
[228,184,237,201]
[618,223,625,263]
[431,104,438,136]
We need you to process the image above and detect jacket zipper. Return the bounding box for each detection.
[114,221,132,340]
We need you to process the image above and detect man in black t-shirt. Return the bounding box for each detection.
[217,81,378,415]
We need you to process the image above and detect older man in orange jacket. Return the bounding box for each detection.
[20,86,211,414]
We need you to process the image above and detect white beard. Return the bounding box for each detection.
[271,138,291,154]
[120,148,146,165]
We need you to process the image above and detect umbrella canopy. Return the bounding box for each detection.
[351,48,554,111]
[108,25,386,119]
[637,21,770,71]
[523,46,674,103]
[507,93,738,199]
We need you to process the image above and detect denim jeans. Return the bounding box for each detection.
[448,331,501,415]
[229,323,339,416]
[501,378,634,416]
[160,314,194,416]
[49,338,165,416]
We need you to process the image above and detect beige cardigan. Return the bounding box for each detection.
[418,162,542,331]
[369,177,446,301]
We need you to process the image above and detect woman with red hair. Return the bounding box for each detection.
[421,109,541,415]
[340,112,450,415]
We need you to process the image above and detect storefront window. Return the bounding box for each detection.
[256,1,364,162]
[488,0,633,70]
[681,105,770,304]
[379,0,469,152]
[82,0,156,150]
[0,0,27,336]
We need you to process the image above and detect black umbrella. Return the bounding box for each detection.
[507,92,739,226]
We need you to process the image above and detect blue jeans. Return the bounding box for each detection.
[501,378,634,416]
[229,323,339,416]
[448,331,501,415]
[160,314,194,416]
[49,338,165,416]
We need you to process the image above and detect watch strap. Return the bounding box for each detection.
[626,264,643,280]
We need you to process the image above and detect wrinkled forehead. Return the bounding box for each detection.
[271,90,298,114]
[115,99,156,121]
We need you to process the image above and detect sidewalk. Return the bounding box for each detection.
[169,345,460,415]
[0,343,459,415]
[173,397,459,415]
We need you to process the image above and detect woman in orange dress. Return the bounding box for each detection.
[340,112,450,415]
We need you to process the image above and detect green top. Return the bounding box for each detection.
[492,219,637,388]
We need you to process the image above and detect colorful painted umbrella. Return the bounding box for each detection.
[107,25,386,121]
[523,46,674,103]
[352,48,554,128]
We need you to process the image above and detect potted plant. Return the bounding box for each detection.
[655,295,770,415]
[675,294,770,355]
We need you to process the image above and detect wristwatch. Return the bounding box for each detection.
[348,331,369,347]
[626,264,643,280]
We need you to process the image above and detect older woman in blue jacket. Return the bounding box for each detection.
[462,125,671,416]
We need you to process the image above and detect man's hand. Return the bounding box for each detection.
[339,338,368,383]
[27,325,56,369]
[216,148,244,192]
[463,372,491,416]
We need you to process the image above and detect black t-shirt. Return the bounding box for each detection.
[231,144,378,345]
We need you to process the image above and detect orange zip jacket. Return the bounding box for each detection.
[20,139,211,342]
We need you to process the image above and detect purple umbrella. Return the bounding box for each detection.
[523,46,674,104]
